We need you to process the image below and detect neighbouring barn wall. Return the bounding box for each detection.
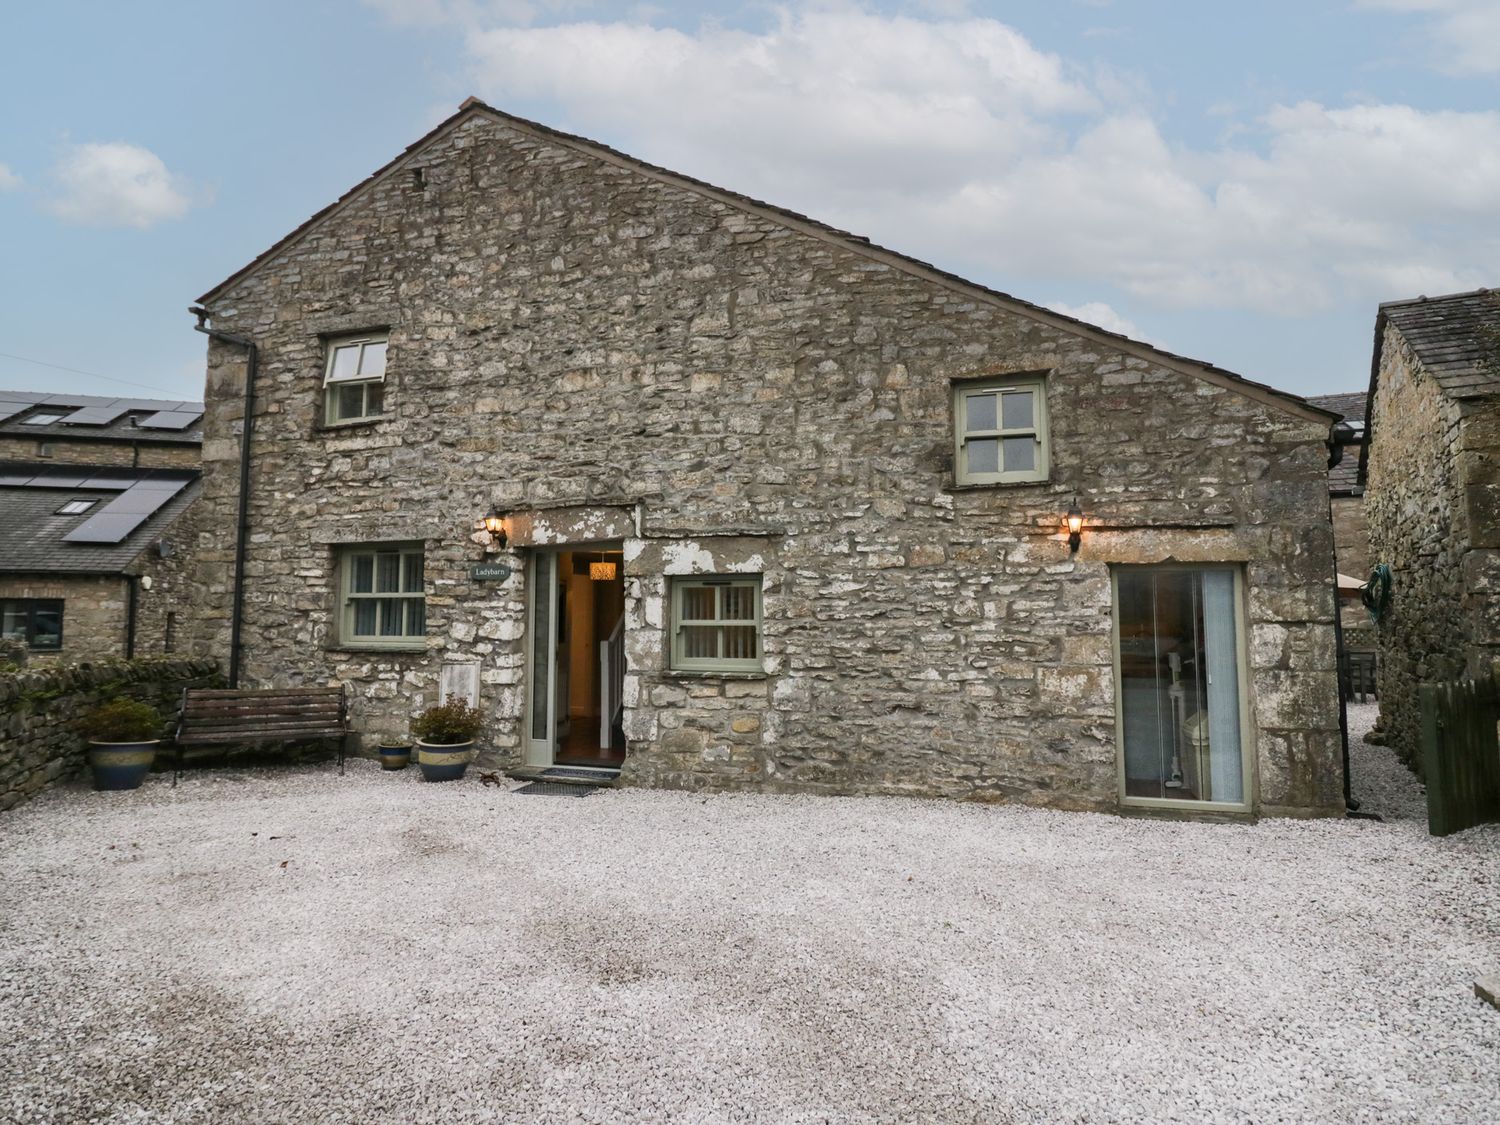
[1460,399,1500,673]
[0,437,200,469]
[1331,493,1375,646]
[190,111,1342,814]
[0,657,220,812]
[129,494,207,659]
[1365,323,1470,770]
[0,574,130,665]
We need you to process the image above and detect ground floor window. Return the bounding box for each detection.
[1,599,64,651]
[670,576,762,673]
[337,543,425,646]
[1115,566,1247,807]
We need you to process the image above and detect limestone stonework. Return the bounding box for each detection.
[1364,300,1500,769]
[0,657,219,811]
[187,103,1344,816]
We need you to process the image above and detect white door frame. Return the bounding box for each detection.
[524,550,559,767]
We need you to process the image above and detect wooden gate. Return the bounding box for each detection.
[1421,671,1500,836]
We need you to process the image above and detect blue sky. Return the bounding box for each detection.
[1,0,1496,402]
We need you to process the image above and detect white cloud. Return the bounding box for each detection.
[1358,0,1500,74]
[409,4,1496,315]
[1045,301,1143,340]
[0,163,20,191]
[45,142,193,229]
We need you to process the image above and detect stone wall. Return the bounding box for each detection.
[0,657,219,811]
[189,108,1342,815]
[0,575,130,665]
[1364,324,1470,769]
[130,495,207,658]
[0,437,199,469]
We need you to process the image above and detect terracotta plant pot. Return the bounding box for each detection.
[378,743,412,771]
[88,740,161,791]
[416,739,475,782]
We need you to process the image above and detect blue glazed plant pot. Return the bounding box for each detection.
[88,740,160,791]
[378,743,412,771]
[416,739,474,782]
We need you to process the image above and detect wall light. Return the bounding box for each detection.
[482,510,508,549]
[1065,499,1084,554]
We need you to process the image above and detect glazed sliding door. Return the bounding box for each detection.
[525,552,558,767]
[1115,567,1248,808]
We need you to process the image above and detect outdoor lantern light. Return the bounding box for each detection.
[482,511,508,549]
[1065,499,1084,553]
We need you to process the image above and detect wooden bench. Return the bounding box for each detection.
[174,686,350,784]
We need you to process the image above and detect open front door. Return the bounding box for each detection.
[525,546,627,770]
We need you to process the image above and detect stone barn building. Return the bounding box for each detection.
[187,99,1344,817]
[0,391,204,665]
[1361,289,1500,770]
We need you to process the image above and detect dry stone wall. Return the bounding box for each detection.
[190,111,1342,815]
[0,657,219,811]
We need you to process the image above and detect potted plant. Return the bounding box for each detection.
[376,732,412,771]
[410,699,483,782]
[77,698,164,791]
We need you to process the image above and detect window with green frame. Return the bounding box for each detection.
[323,333,388,424]
[670,576,762,672]
[338,543,425,647]
[953,377,1048,485]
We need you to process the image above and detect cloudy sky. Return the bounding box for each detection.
[1,0,1496,401]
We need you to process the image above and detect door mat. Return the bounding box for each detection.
[514,781,595,797]
[541,767,621,780]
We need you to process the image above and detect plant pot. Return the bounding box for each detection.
[416,739,475,782]
[88,739,161,791]
[378,743,412,771]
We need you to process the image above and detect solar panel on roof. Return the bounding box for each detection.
[138,410,203,430]
[62,403,132,426]
[0,401,33,423]
[64,514,150,544]
[62,476,190,544]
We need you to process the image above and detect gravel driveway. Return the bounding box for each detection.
[3,707,1498,1124]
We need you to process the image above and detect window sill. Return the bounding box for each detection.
[324,643,429,655]
[943,477,1052,493]
[316,417,390,434]
[661,669,768,681]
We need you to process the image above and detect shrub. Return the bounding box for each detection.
[410,699,483,745]
[77,698,164,743]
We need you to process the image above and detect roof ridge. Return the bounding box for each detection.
[1379,287,1497,311]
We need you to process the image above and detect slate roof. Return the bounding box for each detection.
[1308,392,1367,497]
[0,390,204,444]
[0,462,200,575]
[195,98,1335,426]
[1380,289,1500,400]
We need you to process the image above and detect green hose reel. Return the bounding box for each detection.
[1362,563,1393,623]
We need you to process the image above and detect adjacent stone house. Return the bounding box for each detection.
[1361,289,1500,769]
[187,99,1344,817]
[0,391,204,665]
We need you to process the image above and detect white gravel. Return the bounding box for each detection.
[3,749,1499,1124]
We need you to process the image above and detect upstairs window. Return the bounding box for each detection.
[1,599,63,651]
[337,543,425,647]
[953,377,1049,485]
[670,577,763,673]
[323,333,388,424]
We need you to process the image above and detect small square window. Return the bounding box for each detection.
[35,441,53,458]
[56,499,96,515]
[953,377,1049,485]
[670,577,763,673]
[337,543,425,646]
[323,333,389,424]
